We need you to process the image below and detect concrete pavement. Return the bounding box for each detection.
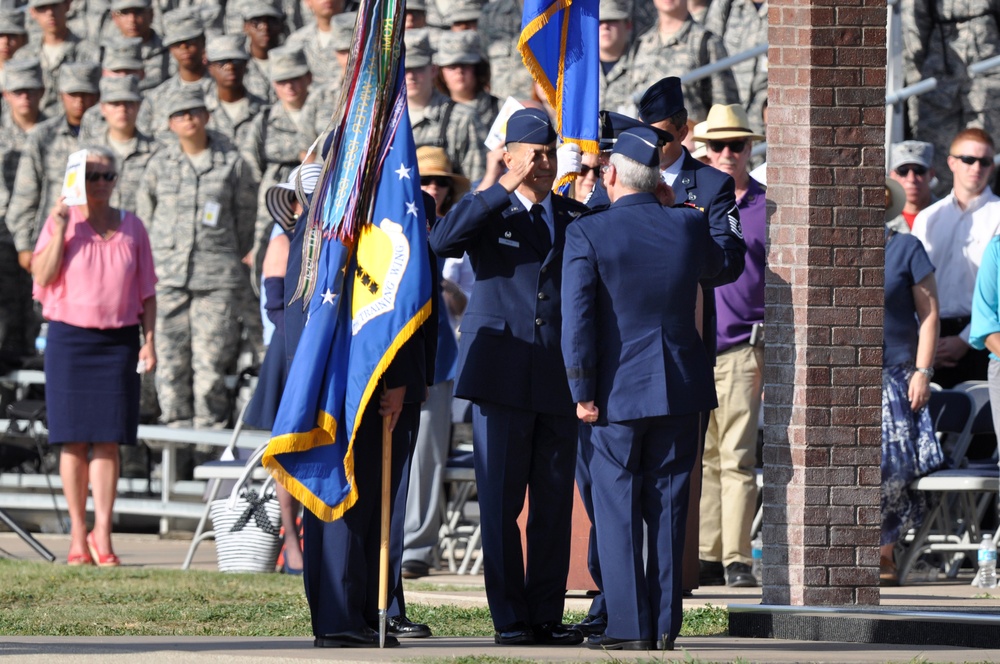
[3,532,1000,662]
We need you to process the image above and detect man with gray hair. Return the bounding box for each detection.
[887,140,936,235]
[561,126,722,651]
[7,61,100,272]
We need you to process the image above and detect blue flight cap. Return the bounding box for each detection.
[612,127,663,167]
[637,76,685,124]
[505,108,557,145]
[599,110,673,149]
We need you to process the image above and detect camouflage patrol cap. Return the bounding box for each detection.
[0,9,27,35]
[449,0,483,24]
[162,9,204,46]
[268,45,309,81]
[241,0,284,20]
[599,0,632,21]
[27,0,64,9]
[404,29,434,69]
[110,0,152,11]
[2,58,43,92]
[891,140,934,171]
[59,62,101,95]
[331,12,356,51]
[165,84,207,117]
[100,74,142,103]
[406,0,427,12]
[102,36,144,71]
[434,30,483,67]
[206,34,249,62]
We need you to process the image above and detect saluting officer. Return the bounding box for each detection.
[561,126,722,652]
[428,108,586,647]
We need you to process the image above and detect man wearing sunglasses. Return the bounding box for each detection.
[886,141,936,234]
[912,128,1000,388]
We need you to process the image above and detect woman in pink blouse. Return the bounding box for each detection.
[31,146,158,567]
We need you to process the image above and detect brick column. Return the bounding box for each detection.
[763,0,886,605]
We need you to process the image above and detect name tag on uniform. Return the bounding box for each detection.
[202,201,221,227]
[498,237,520,248]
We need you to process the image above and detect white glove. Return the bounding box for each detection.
[556,143,582,181]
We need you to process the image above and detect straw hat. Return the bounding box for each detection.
[885,177,905,223]
[692,103,764,143]
[416,146,470,199]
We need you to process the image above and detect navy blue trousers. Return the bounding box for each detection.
[576,425,606,618]
[301,401,419,636]
[472,400,578,630]
[591,413,698,643]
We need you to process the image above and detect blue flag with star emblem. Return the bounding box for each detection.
[261,17,432,521]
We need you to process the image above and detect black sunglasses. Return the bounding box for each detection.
[420,176,451,188]
[951,154,994,168]
[895,164,928,177]
[580,164,602,178]
[85,171,118,182]
[708,140,748,154]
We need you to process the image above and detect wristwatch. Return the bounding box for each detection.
[916,367,935,379]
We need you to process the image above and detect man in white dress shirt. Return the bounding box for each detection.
[911,127,1000,388]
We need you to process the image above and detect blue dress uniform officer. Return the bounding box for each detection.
[562,127,724,651]
[429,108,587,646]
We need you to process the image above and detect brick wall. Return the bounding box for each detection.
[763,0,886,605]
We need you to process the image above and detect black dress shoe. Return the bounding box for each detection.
[586,633,655,650]
[314,627,399,648]
[494,621,535,645]
[699,559,726,586]
[532,622,584,646]
[387,615,432,638]
[572,613,608,636]
[401,560,429,579]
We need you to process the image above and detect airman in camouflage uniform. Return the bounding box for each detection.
[406,30,487,181]
[902,0,1000,194]
[629,0,740,123]
[240,45,311,271]
[477,0,535,101]
[704,0,768,135]
[205,34,268,146]
[135,86,258,428]
[434,31,501,131]
[239,0,285,104]
[298,10,353,145]
[89,76,160,213]
[0,9,30,71]
[6,62,100,268]
[598,0,635,115]
[102,0,173,92]
[286,0,344,87]
[16,0,100,116]
[137,9,215,140]
[79,36,148,140]
[0,60,45,358]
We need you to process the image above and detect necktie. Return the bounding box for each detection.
[530,204,552,255]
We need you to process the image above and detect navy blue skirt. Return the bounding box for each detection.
[45,321,141,445]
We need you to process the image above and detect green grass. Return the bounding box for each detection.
[0,559,728,637]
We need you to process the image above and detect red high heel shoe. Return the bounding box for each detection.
[86,532,120,568]
[67,551,94,566]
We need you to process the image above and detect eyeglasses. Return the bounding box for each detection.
[950,154,994,168]
[580,164,602,178]
[85,171,118,182]
[420,176,451,188]
[895,164,928,177]
[246,17,280,29]
[708,140,748,154]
